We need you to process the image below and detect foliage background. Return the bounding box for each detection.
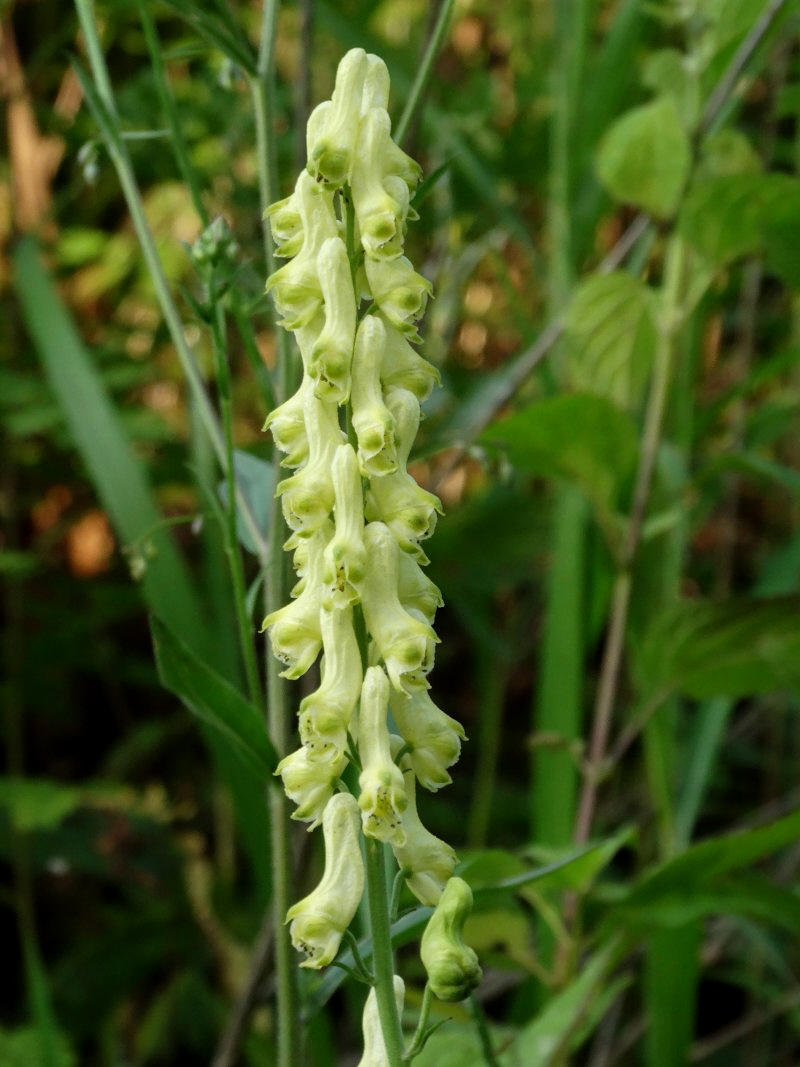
[3,0,800,1064]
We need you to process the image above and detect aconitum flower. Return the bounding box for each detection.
[357,977,405,1067]
[420,877,482,1001]
[286,792,364,966]
[261,43,477,1045]
[357,666,407,845]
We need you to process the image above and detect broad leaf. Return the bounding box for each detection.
[678,172,800,271]
[596,95,690,218]
[150,615,276,778]
[635,596,800,701]
[481,393,638,531]
[565,272,657,410]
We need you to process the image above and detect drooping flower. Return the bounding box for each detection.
[357,666,407,845]
[323,444,367,605]
[286,792,364,966]
[358,522,438,693]
[356,977,405,1067]
[420,877,482,1001]
[299,601,362,761]
[276,745,347,829]
[391,757,456,906]
[389,688,465,792]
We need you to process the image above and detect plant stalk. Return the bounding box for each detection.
[365,837,405,1067]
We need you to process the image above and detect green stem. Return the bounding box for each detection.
[364,837,405,1067]
[394,0,455,146]
[249,4,298,1064]
[209,301,262,707]
[574,237,688,846]
[137,1,207,225]
[404,984,433,1062]
[469,995,501,1067]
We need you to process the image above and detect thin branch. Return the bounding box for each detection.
[395,0,455,147]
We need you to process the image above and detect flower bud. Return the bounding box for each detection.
[307,48,368,186]
[323,444,367,604]
[299,602,362,761]
[358,523,438,692]
[365,256,431,337]
[308,237,356,402]
[357,666,407,845]
[365,389,443,556]
[265,173,338,328]
[379,318,440,402]
[350,315,397,477]
[276,745,347,828]
[391,759,456,906]
[420,877,482,1001]
[276,387,343,535]
[389,688,465,792]
[261,526,328,677]
[356,977,405,1067]
[286,792,364,967]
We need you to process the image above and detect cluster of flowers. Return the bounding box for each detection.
[261,47,481,1054]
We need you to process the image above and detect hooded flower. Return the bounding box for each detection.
[286,792,364,967]
[358,522,438,692]
[265,172,338,329]
[323,444,367,604]
[308,236,356,402]
[364,255,432,337]
[307,48,368,186]
[276,745,347,828]
[276,386,343,535]
[365,388,443,557]
[299,602,362,761]
[389,687,465,791]
[261,525,328,678]
[357,666,407,845]
[420,877,482,1001]
[391,757,456,906]
[356,977,405,1067]
[378,317,440,402]
[350,315,397,477]
[263,375,309,469]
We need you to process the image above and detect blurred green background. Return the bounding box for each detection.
[3,0,800,1063]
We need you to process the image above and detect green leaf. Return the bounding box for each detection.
[644,925,700,1067]
[513,939,626,1061]
[635,596,800,702]
[481,394,638,531]
[150,616,276,779]
[14,237,207,653]
[217,450,274,556]
[678,173,800,270]
[619,808,800,911]
[564,272,658,409]
[641,50,700,128]
[595,95,690,218]
[0,778,81,833]
[159,0,256,74]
